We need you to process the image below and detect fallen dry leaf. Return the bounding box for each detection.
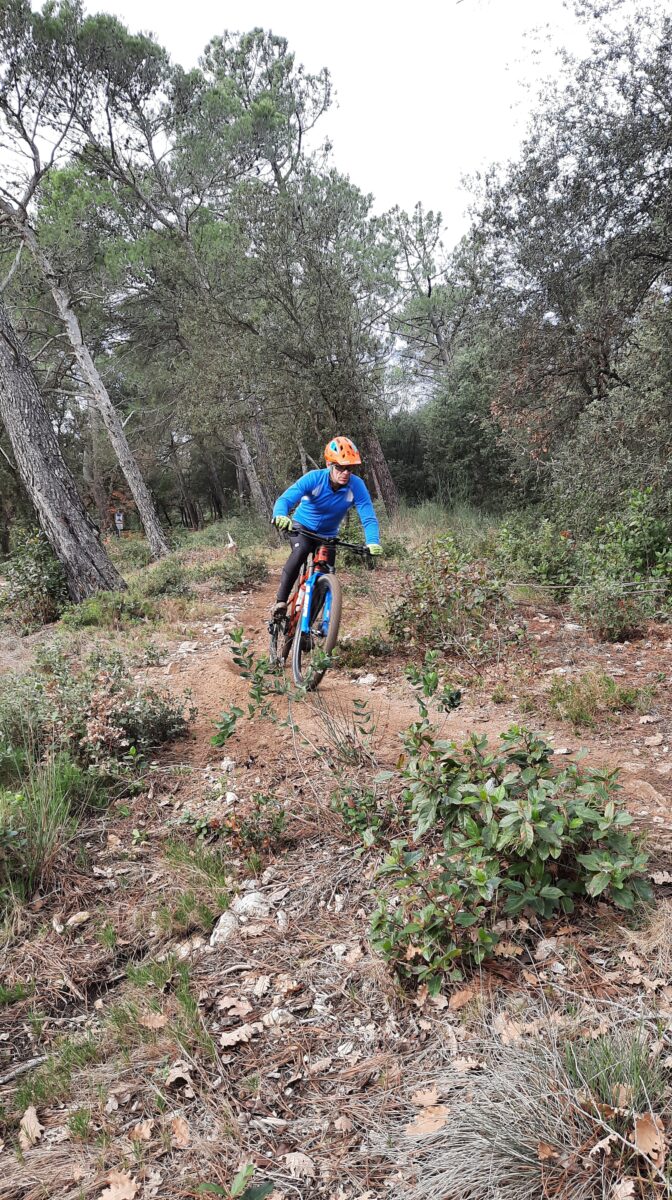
[171,1115,190,1149]
[411,1085,440,1107]
[537,1141,560,1161]
[534,937,558,962]
[590,1133,617,1157]
[644,733,664,747]
[164,1061,195,1096]
[99,1170,138,1200]
[139,1012,168,1030]
[66,910,91,928]
[218,996,253,1018]
[253,975,271,997]
[494,939,523,958]
[633,1112,666,1168]
[129,1119,154,1142]
[453,1057,482,1073]
[405,1104,450,1137]
[308,1056,332,1075]
[283,1152,316,1179]
[612,1083,633,1108]
[220,1021,263,1047]
[448,983,477,1011]
[334,1115,354,1132]
[611,1181,636,1200]
[493,1012,522,1044]
[651,870,672,885]
[19,1106,44,1151]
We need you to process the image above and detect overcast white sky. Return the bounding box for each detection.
[84,0,589,240]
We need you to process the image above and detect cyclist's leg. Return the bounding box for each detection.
[275,532,314,605]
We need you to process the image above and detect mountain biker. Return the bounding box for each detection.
[270,436,383,621]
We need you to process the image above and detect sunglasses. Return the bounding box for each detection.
[332,464,352,472]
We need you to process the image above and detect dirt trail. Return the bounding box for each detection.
[160,578,672,847]
[3,573,672,1198]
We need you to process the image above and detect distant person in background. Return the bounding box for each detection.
[270,436,383,621]
[114,510,124,538]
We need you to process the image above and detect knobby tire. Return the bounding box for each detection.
[291,573,342,690]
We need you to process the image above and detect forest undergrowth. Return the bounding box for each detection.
[0,506,671,1199]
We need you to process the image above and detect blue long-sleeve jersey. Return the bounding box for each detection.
[273,469,380,543]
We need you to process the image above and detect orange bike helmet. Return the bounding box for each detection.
[324,436,362,467]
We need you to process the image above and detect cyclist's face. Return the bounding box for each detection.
[330,464,351,483]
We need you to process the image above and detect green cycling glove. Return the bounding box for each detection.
[367,543,383,556]
[274,515,292,531]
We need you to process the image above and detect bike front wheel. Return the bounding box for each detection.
[291,574,342,690]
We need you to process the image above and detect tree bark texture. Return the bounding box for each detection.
[0,297,124,600]
[361,427,399,515]
[7,212,169,559]
[233,428,272,519]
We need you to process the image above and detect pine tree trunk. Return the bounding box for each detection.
[361,427,399,515]
[83,405,110,532]
[0,297,124,600]
[10,214,169,559]
[233,428,271,519]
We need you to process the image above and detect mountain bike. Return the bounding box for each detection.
[268,525,373,690]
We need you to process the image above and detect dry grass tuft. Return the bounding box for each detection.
[622,896,672,979]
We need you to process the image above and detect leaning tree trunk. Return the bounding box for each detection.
[233,428,272,520]
[9,213,169,559]
[0,297,124,600]
[361,427,399,516]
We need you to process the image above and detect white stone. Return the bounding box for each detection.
[210,911,239,946]
[357,673,378,687]
[219,758,235,773]
[231,892,270,920]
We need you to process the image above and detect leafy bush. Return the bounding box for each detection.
[579,487,672,582]
[569,577,658,641]
[336,631,395,670]
[371,724,650,991]
[387,536,516,661]
[189,553,268,592]
[61,590,157,629]
[107,535,153,570]
[1,531,68,633]
[0,647,193,769]
[137,559,193,598]
[495,516,579,594]
[548,670,653,728]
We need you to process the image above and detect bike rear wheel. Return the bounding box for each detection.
[291,573,342,690]
[269,576,303,667]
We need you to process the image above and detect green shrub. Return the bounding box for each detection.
[61,590,157,629]
[495,516,578,594]
[189,553,267,592]
[107,535,153,570]
[387,536,515,661]
[1,531,68,633]
[0,648,193,770]
[0,755,91,900]
[336,631,395,670]
[579,487,672,582]
[171,515,272,551]
[548,670,653,729]
[569,577,658,641]
[137,559,193,598]
[371,724,650,991]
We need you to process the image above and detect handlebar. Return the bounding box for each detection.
[275,523,374,558]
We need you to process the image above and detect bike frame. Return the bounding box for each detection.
[280,526,369,643]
